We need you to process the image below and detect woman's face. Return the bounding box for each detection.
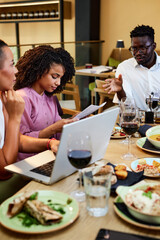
[34,63,65,95]
[0,46,17,91]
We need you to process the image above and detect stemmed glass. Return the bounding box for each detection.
[119,97,136,144]
[120,101,140,160]
[67,132,92,202]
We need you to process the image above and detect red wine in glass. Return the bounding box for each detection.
[68,150,92,169]
[121,122,138,135]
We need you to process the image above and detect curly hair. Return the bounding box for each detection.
[130,25,155,42]
[14,45,75,95]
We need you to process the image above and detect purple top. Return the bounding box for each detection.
[17,87,61,160]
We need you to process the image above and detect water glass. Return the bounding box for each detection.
[83,172,112,217]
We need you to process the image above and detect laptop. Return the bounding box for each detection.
[5,107,119,185]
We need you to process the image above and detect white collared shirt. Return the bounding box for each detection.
[0,98,5,148]
[113,52,160,110]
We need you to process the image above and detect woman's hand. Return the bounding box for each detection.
[51,118,78,133]
[49,139,60,153]
[1,90,25,122]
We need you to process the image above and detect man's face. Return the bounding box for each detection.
[0,46,17,91]
[130,36,156,67]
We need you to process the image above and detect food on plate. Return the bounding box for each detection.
[111,131,126,137]
[153,160,160,168]
[92,165,114,176]
[25,200,62,225]
[91,163,129,185]
[149,134,160,141]
[135,160,160,176]
[7,191,37,217]
[138,158,146,165]
[115,165,126,171]
[7,191,66,227]
[115,170,128,180]
[125,185,160,215]
[111,175,117,185]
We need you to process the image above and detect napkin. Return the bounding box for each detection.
[142,138,160,152]
[138,124,152,137]
[114,202,160,226]
[107,163,145,192]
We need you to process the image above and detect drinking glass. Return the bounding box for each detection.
[119,97,135,144]
[67,132,92,202]
[120,102,140,160]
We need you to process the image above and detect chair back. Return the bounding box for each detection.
[94,79,115,113]
[61,83,81,111]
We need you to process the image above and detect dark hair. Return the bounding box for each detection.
[0,40,8,69]
[14,45,75,95]
[130,25,155,42]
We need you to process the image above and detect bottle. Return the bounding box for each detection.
[145,95,154,123]
[55,10,59,18]
[155,101,160,123]
[6,12,12,19]
[23,11,28,19]
[17,12,23,19]
[38,10,44,18]
[50,9,56,18]
[34,11,39,18]
[28,11,34,19]
[12,12,17,19]
[44,10,50,18]
[0,13,6,20]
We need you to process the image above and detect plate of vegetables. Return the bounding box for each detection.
[0,190,79,234]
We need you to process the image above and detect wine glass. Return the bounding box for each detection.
[119,97,136,144]
[120,103,140,161]
[67,132,92,202]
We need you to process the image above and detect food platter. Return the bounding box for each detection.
[114,196,160,230]
[136,137,160,154]
[131,158,160,178]
[111,132,126,139]
[0,190,79,234]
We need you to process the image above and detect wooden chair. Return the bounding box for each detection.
[94,79,115,113]
[59,83,81,116]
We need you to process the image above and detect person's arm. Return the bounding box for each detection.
[0,90,24,179]
[19,134,59,154]
[38,118,77,138]
[19,93,77,139]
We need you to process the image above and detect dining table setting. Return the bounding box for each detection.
[0,127,160,240]
[0,94,160,240]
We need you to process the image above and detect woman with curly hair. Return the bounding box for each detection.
[14,45,77,159]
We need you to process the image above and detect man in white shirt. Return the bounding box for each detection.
[103,25,160,110]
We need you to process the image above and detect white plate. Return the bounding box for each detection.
[131,158,160,177]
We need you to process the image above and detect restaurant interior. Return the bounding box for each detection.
[0,0,160,240]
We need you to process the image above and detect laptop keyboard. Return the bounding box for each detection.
[31,160,55,177]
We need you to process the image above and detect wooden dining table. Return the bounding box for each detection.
[75,66,115,78]
[0,138,160,240]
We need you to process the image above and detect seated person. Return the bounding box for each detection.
[103,25,160,110]
[0,40,59,202]
[14,45,77,160]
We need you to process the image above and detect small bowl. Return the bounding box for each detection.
[116,183,160,224]
[146,126,160,149]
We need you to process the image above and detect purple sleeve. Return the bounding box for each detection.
[19,96,40,138]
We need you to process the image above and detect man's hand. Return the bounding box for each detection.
[103,74,123,93]
[1,90,24,122]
